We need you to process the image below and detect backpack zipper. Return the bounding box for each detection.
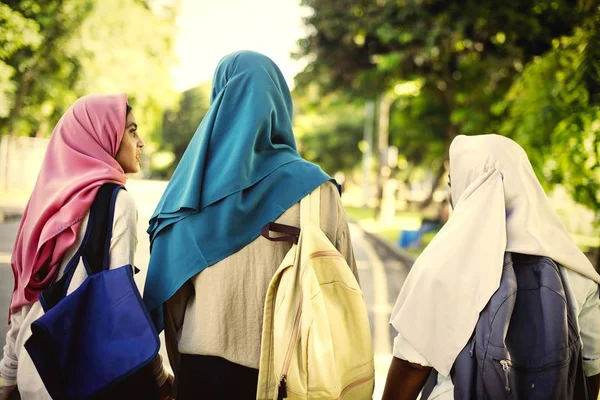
[277,375,287,400]
[500,359,511,393]
[277,302,302,399]
[495,358,570,373]
[276,250,346,399]
[336,371,375,399]
[496,357,571,395]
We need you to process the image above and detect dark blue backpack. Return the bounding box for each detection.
[24,183,160,400]
[448,252,590,399]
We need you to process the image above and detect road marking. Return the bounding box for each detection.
[349,224,392,357]
[356,260,371,271]
[370,303,394,314]
[386,261,407,271]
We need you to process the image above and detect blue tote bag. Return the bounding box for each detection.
[24,183,160,399]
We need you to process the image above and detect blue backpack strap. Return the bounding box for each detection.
[39,183,122,312]
[81,183,122,275]
[420,370,438,400]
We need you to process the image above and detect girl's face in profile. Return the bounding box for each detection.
[115,111,144,174]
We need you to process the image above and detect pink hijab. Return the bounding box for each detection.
[10,94,129,319]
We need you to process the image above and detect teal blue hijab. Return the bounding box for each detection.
[144,51,332,330]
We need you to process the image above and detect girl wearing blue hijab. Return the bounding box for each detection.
[144,51,359,398]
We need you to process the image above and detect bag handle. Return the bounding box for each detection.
[81,183,122,275]
[261,186,322,244]
[261,222,300,244]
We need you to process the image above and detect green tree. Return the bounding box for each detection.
[296,0,591,205]
[502,15,600,213]
[293,88,365,175]
[0,0,94,136]
[0,0,179,145]
[73,0,180,144]
[159,83,211,177]
[0,3,42,118]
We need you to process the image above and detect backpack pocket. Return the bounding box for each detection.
[485,356,573,400]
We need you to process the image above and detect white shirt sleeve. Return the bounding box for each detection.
[0,310,24,386]
[108,189,138,270]
[579,283,600,376]
[562,267,600,377]
[392,332,432,367]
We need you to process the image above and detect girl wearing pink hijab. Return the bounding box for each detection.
[0,94,171,399]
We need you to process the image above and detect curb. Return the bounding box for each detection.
[349,219,417,268]
[361,229,417,269]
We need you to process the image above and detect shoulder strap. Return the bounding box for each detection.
[420,369,438,400]
[81,183,122,275]
[300,186,321,229]
[39,183,122,312]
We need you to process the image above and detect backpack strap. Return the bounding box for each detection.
[300,186,321,229]
[81,183,122,275]
[421,369,438,400]
[39,183,123,312]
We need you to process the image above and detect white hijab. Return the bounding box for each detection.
[390,134,600,377]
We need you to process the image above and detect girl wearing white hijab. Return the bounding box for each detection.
[382,134,600,400]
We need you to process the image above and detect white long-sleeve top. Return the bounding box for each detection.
[0,189,167,398]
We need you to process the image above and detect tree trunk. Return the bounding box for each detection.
[419,124,457,210]
[375,93,395,220]
[419,162,448,210]
[7,70,33,134]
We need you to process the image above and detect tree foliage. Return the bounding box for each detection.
[159,83,211,176]
[293,88,365,175]
[296,0,592,196]
[0,0,179,144]
[502,15,600,212]
[0,0,94,135]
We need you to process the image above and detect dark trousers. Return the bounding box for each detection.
[176,354,259,400]
[90,364,160,400]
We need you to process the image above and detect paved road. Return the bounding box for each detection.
[0,180,413,397]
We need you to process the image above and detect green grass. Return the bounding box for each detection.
[345,206,422,227]
[378,228,403,244]
[345,205,428,256]
[345,206,377,221]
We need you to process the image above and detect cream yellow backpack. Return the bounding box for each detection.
[257,187,374,400]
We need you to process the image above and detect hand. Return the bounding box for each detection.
[159,375,174,400]
[1,385,17,400]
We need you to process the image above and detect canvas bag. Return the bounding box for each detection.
[24,183,160,399]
